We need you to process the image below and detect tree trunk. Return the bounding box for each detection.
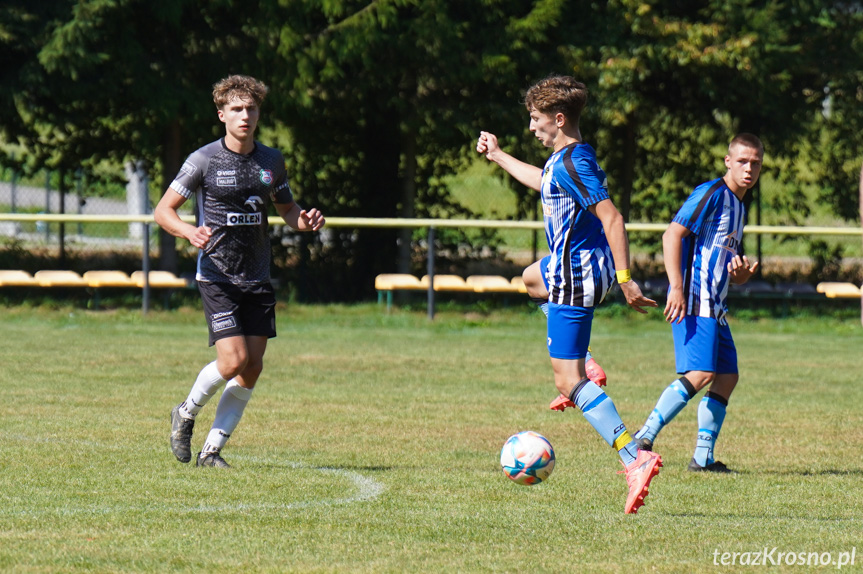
[398,127,417,274]
[619,118,636,222]
[353,96,401,297]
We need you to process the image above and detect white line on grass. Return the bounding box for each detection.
[2,459,385,517]
[191,459,386,513]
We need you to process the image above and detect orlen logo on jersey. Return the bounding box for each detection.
[227,212,262,226]
[259,169,274,185]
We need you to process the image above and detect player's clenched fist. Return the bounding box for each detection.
[476,131,499,158]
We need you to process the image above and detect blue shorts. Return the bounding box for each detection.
[547,302,593,360]
[672,316,737,374]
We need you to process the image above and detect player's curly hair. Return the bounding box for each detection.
[212,75,269,109]
[524,75,588,124]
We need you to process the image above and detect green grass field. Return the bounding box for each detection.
[1,303,862,572]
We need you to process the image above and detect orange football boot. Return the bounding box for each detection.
[623,450,663,514]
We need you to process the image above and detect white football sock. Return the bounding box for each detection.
[202,380,253,453]
[179,361,227,419]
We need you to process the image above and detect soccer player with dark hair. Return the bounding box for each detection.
[477,75,662,514]
[634,134,764,472]
[155,74,325,468]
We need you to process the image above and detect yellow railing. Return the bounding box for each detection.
[0,213,860,236]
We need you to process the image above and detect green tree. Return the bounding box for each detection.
[569,0,863,236]
[1,0,268,270]
[257,0,589,298]
[4,0,862,296]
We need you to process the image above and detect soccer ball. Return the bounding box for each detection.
[500,431,555,485]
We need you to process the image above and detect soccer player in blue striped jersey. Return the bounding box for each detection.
[477,75,661,514]
[634,133,764,473]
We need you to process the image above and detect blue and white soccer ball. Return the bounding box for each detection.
[500,431,555,486]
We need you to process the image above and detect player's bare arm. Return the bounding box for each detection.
[154,187,213,248]
[591,199,657,314]
[476,131,543,191]
[662,222,689,324]
[276,201,325,232]
[727,255,759,285]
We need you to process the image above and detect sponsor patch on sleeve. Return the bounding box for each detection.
[180,161,197,177]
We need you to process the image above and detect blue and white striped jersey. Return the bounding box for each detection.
[671,177,746,322]
[540,142,615,308]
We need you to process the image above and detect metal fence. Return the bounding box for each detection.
[2,167,862,315]
[0,166,156,253]
[2,211,861,302]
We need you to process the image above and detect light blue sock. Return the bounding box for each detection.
[571,380,637,466]
[693,392,728,466]
[635,376,697,443]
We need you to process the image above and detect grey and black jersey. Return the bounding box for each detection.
[170,138,295,285]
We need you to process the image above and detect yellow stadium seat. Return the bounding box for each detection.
[420,274,475,292]
[33,270,88,287]
[374,273,426,291]
[83,270,136,288]
[375,273,428,311]
[816,282,861,299]
[374,272,527,312]
[131,271,188,289]
[510,276,528,294]
[466,275,522,293]
[0,270,37,287]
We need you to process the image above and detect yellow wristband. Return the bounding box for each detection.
[616,269,632,284]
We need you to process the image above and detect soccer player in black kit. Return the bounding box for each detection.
[156,75,325,468]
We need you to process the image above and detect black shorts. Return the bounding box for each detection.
[198,281,277,346]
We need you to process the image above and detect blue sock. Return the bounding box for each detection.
[570,380,637,466]
[693,392,728,466]
[635,376,697,443]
